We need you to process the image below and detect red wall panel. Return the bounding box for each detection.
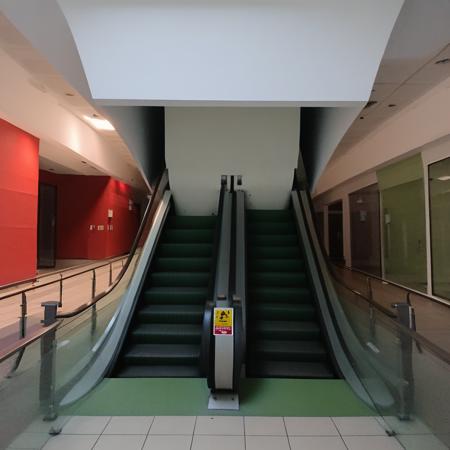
[39,171,139,260]
[0,118,39,285]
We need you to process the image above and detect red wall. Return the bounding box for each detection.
[39,171,139,260]
[0,118,39,285]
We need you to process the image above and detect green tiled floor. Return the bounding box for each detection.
[64,378,374,417]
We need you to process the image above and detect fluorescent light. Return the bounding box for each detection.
[437,176,450,181]
[84,115,115,131]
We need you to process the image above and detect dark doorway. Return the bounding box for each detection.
[328,200,344,264]
[37,183,57,268]
[349,184,381,276]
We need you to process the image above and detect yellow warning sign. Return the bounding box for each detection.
[213,307,233,336]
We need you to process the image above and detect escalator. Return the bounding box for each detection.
[114,214,216,377]
[246,208,336,379]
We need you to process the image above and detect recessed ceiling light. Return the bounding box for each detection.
[435,58,450,65]
[359,116,364,120]
[49,168,55,171]
[437,175,450,181]
[83,115,115,131]
[65,93,75,97]
[81,161,87,164]
[388,104,397,108]
[364,100,378,109]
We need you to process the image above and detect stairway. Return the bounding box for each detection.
[246,209,335,379]
[115,215,216,378]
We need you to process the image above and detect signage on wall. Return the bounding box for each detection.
[213,307,233,336]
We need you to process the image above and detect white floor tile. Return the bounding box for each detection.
[93,434,146,450]
[194,416,244,435]
[8,432,50,449]
[289,436,348,450]
[332,417,386,436]
[62,416,110,435]
[143,435,192,450]
[149,416,196,435]
[397,434,449,450]
[343,435,404,450]
[191,435,245,450]
[244,417,286,436]
[102,416,153,435]
[41,435,99,450]
[284,417,339,436]
[246,435,290,450]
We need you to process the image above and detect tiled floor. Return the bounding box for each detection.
[9,415,443,450]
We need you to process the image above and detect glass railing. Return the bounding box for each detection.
[0,171,169,450]
[294,186,450,450]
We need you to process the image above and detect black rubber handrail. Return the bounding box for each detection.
[201,179,227,385]
[333,263,450,308]
[56,171,166,319]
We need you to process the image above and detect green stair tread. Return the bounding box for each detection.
[124,343,200,365]
[158,243,213,257]
[248,222,296,234]
[131,323,202,344]
[116,365,201,378]
[138,304,204,324]
[162,229,214,243]
[249,271,307,287]
[249,340,327,361]
[149,271,210,287]
[142,287,208,305]
[249,258,305,271]
[247,361,335,379]
[153,257,212,272]
[249,246,301,259]
[250,303,316,320]
[248,234,298,246]
[252,320,321,339]
[249,286,312,303]
[247,210,293,222]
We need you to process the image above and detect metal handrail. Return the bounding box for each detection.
[0,255,128,302]
[333,263,450,308]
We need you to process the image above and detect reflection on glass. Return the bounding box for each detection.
[328,200,344,263]
[429,157,450,300]
[349,184,381,276]
[378,155,427,292]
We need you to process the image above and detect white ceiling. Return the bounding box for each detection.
[0,12,141,180]
[333,0,450,159]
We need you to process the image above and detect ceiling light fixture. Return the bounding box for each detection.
[359,116,364,120]
[437,175,450,181]
[84,115,115,131]
[65,93,75,97]
[364,100,378,109]
[81,161,87,164]
[435,58,450,65]
[388,104,397,108]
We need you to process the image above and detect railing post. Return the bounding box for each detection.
[40,301,59,425]
[91,269,96,300]
[59,274,63,308]
[20,292,27,338]
[109,262,113,286]
[392,302,415,420]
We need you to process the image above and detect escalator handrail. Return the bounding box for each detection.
[57,170,168,319]
[201,179,227,381]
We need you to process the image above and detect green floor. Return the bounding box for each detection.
[64,378,374,417]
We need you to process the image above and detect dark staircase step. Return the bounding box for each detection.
[250,303,316,321]
[249,339,327,361]
[116,365,201,378]
[123,343,200,366]
[247,360,334,379]
[249,271,307,287]
[158,243,213,257]
[153,257,212,272]
[249,258,304,272]
[249,246,301,259]
[138,304,204,323]
[131,323,202,344]
[142,287,208,305]
[162,229,214,243]
[149,271,210,287]
[248,234,298,246]
[247,210,293,222]
[248,222,296,235]
[251,320,321,340]
[249,287,312,303]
